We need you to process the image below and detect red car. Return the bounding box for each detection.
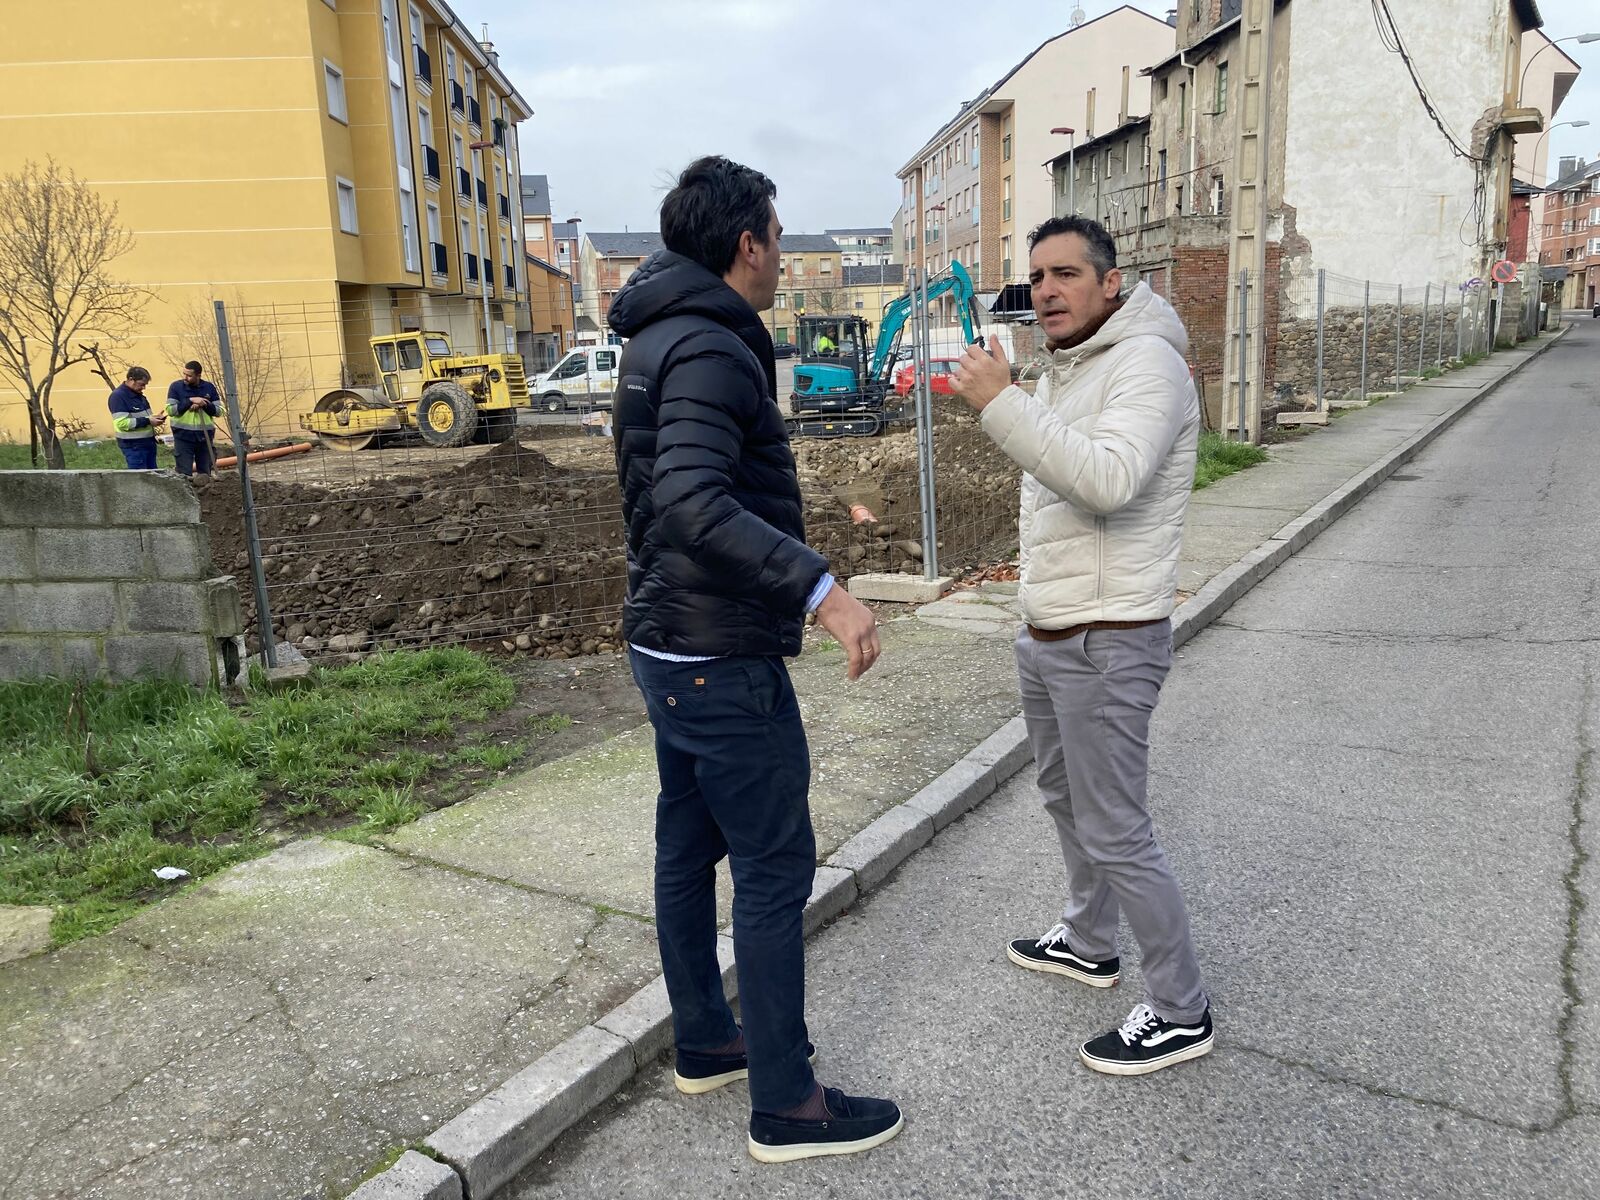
[893,357,961,397]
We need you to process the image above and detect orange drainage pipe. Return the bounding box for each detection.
[215,442,314,469]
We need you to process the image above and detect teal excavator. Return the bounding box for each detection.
[787,262,982,438]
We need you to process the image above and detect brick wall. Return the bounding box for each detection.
[0,471,243,688]
[1170,244,1231,416]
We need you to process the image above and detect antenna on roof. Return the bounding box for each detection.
[1070,5,1086,27]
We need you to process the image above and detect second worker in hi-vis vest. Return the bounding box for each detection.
[165,360,223,483]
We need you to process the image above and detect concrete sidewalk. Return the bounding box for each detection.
[0,328,1566,1200]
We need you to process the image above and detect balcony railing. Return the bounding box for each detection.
[423,145,440,184]
[449,80,464,113]
[431,242,448,276]
[457,167,471,197]
[476,178,487,208]
[498,194,509,221]
[465,253,479,283]
[468,97,481,128]
[413,45,431,85]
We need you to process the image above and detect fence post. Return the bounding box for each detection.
[1236,269,1250,441]
[1438,282,1447,365]
[1359,279,1370,405]
[214,299,276,669]
[1457,287,1465,360]
[1395,284,1402,390]
[1418,283,1429,377]
[1315,268,1326,411]
[911,268,940,582]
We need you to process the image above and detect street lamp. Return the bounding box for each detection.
[469,138,495,353]
[1052,127,1076,215]
[1520,33,1600,103]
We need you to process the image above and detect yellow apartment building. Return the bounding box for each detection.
[0,0,532,440]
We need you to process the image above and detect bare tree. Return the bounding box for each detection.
[175,291,306,440]
[0,160,151,469]
[814,289,848,316]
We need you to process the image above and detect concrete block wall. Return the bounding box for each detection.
[0,471,243,688]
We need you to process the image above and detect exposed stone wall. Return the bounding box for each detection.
[1274,302,1465,402]
[0,471,243,688]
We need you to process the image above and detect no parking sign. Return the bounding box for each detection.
[1491,259,1519,285]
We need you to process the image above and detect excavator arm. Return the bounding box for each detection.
[867,261,983,386]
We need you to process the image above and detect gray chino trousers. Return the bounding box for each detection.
[1015,621,1208,1024]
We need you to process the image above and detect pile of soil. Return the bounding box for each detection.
[201,440,629,660]
[200,417,1021,661]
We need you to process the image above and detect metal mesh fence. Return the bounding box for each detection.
[207,292,1010,663]
[207,260,1548,663]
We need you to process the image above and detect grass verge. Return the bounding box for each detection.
[1194,430,1269,490]
[0,647,516,944]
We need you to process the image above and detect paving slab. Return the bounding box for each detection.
[386,617,1023,921]
[0,840,655,1200]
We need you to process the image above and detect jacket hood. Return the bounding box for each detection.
[607,250,776,395]
[1049,281,1189,363]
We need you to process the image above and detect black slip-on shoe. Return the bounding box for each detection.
[1006,922,1120,987]
[1079,1002,1214,1076]
[674,1039,816,1095]
[748,1087,904,1163]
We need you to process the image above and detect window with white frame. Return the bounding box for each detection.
[336,178,358,233]
[324,61,348,122]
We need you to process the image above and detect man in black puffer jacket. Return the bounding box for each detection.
[609,156,902,1164]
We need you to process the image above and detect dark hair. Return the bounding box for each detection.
[660,156,777,276]
[126,366,150,382]
[183,360,203,372]
[1027,216,1118,281]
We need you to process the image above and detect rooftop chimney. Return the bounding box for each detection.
[1560,155,1578,179]
[479,23,498,64]
[1166,8,1178,25]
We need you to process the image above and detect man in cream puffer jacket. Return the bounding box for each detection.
[951,216,1211,1079]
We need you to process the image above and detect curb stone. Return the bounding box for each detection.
[347,1151,461,1200]
[351,327,1566,1198]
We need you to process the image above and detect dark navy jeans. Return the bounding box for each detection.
[117,439,156,469]
[629,649,817,1113]
[173,433,213,476]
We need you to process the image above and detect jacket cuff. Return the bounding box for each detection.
[804,572,836,613]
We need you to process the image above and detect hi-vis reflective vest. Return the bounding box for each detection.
[109,384,157,440]
[166,380,221,435]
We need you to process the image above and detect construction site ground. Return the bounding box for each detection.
[0,333,1564,1200]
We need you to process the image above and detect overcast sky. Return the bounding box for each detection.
[481,0,1600,232]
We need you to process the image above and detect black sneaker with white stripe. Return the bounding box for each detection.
[1006,923,1120,987]
[1079,1002,1214,1076]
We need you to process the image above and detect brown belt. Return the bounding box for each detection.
[1026,618,1165,642]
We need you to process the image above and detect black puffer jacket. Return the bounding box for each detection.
[609,251,828,657]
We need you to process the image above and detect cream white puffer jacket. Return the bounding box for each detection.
[978,282,1199,630]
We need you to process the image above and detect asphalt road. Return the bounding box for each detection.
[511,323,1600,1198]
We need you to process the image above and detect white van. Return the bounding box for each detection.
[531,346,621,411]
